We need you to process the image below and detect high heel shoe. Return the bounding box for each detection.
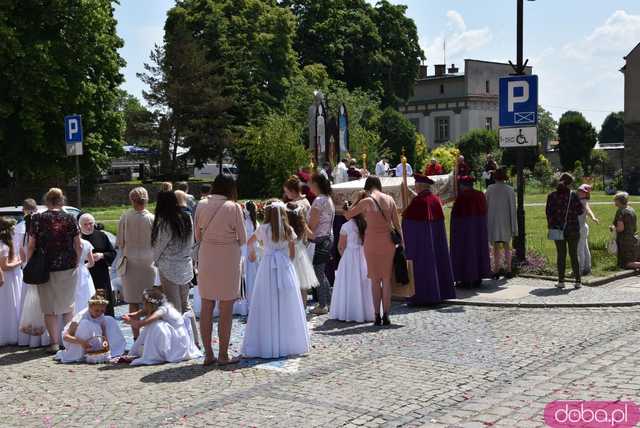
[382,313,391,326]
[374,314,382,326]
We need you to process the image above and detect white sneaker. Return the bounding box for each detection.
[555,282,566,289]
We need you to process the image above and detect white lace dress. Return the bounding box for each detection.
[75,240,96,314]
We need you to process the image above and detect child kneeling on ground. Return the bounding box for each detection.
[55,290,126,363]
[123,288,201,366]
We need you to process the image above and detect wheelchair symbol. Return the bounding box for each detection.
[516,129,527,145]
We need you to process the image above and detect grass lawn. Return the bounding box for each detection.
[86,191,628,278]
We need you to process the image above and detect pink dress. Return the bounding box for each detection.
[346,191,400,280]
[195,195,247,301]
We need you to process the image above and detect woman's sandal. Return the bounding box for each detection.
[216,356,241,366]
[203,355,217,367]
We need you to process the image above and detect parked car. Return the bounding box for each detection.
[193,163,239,180]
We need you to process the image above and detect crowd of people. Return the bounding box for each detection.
[1,162,639,366]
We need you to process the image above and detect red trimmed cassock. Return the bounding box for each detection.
[402,175,456,304]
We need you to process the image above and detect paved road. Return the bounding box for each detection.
[2,279,640,427]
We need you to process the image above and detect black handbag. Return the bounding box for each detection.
[23,246,49,285]
[371,196,409,285]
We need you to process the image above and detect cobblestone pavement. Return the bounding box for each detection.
[2,279,640,427]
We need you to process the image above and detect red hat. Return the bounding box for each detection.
[414,173,435,184]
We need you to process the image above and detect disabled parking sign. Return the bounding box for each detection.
[499,75,538,127]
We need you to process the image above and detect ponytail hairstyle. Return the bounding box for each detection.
[286,203,307,242]
[0,217,16,261]
[264,200,293,243]
[245,201,258,230]
[351,191,368,243]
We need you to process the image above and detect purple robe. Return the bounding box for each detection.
[402,191,456,304]
[450,188,492,283]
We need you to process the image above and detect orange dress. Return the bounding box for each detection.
[346,191,400,280]
[195,195,247,301]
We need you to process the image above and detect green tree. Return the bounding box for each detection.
[533,154,554,191]
[235,114,309,198]
[282,0,423,107]
[455,129,499,174]
[429,145,458,173]
[598,112,624,145]
[538,106,557,148]
[0,0,125,185]
[117,91,157,150]
[378,108,417,166]
[557,111,597,172]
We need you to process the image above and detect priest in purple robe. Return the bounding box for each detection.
[402,173,456,305]
[450,176,492,287]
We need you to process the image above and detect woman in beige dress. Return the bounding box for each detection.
[117,187,155,339]
[195,175,247,365]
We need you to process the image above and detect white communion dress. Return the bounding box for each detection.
[55,308,126,363]
[129,302,202,366]
[74,240,96,314]
[291,238,319,291]
[0,243,22,346]
[329,220,375,322]
[241,224,310,359]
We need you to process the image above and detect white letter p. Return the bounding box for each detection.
[508,81,529,112]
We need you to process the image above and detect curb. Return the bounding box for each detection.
[442,299,640,309]
[519,270,637,287]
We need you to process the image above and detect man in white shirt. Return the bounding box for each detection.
[333,158,349,184]
[395,162,413,177]
[375,159,389,177]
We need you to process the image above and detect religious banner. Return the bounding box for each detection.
[338,103,349,157]
[316,103,326,166]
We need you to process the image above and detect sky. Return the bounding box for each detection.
[114,0,640,130]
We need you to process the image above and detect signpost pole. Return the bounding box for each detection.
[514,0,526,262]
[76,155,82,209]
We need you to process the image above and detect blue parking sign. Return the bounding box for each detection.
[499,75,538,127]
[64,115,83,143]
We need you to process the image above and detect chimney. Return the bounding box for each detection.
[418,64,428,79]
[447,63,459,74]
[434,64,446,76]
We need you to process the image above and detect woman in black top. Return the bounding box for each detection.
[79,213,117,316]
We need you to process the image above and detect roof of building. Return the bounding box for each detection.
[417,58,533,81]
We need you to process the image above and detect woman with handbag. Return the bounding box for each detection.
[610,192,640,270]
[195,174,247,366]
[27,188,82,354]
[545,173,584,289]
[117,187,155,339]
[345,176,402,326]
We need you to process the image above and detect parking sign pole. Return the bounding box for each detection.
[514,0,526,262]
[76,154,81,209]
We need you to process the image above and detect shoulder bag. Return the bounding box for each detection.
[548,192,573,241]
[23,215,50,285]
[192,203,225,266]
[371,196,409,285]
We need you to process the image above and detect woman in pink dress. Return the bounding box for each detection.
[345,176,401,326]
[195,175,247,366]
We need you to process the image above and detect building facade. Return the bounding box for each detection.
[622,43,640,193]
[400,59,532,148]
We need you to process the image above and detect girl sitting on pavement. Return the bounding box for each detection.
[123,288,201,366]
[55,290,126,363]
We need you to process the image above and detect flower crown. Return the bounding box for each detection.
[143,289,166,306]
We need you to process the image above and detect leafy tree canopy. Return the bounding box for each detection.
[598,111,624,145]
[378,107,417,166]
[0,0,125,185]
[455,129,499,174]
[557,111,597,172]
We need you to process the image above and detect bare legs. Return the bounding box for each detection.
[200,298,215,364]
[381,275,393,315]
[129,303,141,339]
[492,243,513,276]
[199,298,236,365]
[371,276,382,316]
